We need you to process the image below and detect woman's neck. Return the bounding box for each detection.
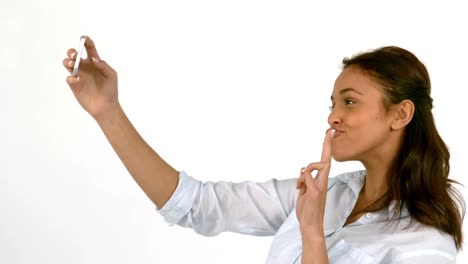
[360,157,394,202]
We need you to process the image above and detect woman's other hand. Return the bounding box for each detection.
[296,128,333,238]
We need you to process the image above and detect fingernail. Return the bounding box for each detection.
[91,57,99,62]
[71,52,77,58]
[331,129,336,138]
[301,167,306,173]
[68,60,74,66]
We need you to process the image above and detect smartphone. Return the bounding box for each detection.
[72,35,87,76]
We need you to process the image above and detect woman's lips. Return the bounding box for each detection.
[332,130,344,138]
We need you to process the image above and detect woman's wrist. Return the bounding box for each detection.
[300,224,324,239]
[94,102,124,125]
[302,233,326,245]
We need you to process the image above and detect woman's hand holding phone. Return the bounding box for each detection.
[63,36,120,121]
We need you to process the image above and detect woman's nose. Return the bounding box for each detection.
[327,109,341,126]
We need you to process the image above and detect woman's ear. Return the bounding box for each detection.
[391,99,415,130]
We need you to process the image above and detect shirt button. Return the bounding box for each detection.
[365,213,373,219]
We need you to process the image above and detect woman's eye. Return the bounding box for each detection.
[329,99,354,111]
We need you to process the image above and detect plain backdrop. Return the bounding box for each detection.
[2,0,467,263]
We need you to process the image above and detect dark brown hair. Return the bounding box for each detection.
[342,46,465,249]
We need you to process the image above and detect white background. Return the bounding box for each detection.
[2,0,467,263]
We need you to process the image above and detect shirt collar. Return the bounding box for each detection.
[335,170,366,196]
[387,200,410,220]
[335,170,410,220]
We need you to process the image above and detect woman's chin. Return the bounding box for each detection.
[331,152,353,162]
[332,156,348,162]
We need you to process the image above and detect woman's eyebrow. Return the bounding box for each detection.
[331,87,363,100]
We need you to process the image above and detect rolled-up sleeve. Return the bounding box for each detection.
[156,171,203,225]
[156,171,298,237]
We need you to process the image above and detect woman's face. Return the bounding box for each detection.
[328,66,395,162]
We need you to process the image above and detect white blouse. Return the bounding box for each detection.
[157,170,457,263]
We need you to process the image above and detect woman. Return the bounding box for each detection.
[63,37,464,263]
